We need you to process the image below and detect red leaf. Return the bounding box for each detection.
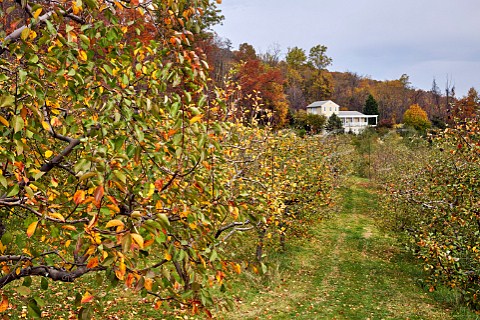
[93,185,104,208]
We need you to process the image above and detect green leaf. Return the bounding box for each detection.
[23,276,32,287]
[113,170,127,184]
[40,277,48,290]
[134,125,144,142]
[34,296,45,307]
[27,299,41,318]
[0,175,7,188]
[0,95,14,108]
[16,285,31,296]
[1,232,12,244]
[6,184,19,197]
[13,115,24,133]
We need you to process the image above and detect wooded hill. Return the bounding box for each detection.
[199,34,479,129]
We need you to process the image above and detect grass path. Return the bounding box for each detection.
[222,178,478,319]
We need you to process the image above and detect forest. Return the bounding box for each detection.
[0,0,480,318]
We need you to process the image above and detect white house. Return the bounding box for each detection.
[306,100,378,134]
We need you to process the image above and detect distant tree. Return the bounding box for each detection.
[261,43,282,66]
[452,87,480,120]
[403,104,431,132]
[306,72,334,101]
[293,110,326,134]
[363,94,379,125]
[325,113,344,133]
[308,45,332,71]
[286,47,307,68]
[234,59,289,128]
[235,43,257,61]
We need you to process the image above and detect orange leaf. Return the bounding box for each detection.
[0,116,9,127]
[154,179,164,191]
[26,221,38,238]
[233,263,242,274]
[87,214,99,230]
[62,225,77,231]
[81,291,94,303]
[125,273,135,288]
[144,278,153,291]
[87,257,98,269]
[164,251,172,261]
[0,294,8,312]
[93,185,104,208]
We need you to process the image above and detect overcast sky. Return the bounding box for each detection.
[213,0,480,97]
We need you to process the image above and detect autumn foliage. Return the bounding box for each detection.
[402,104,431,132]
[0,0,336,317]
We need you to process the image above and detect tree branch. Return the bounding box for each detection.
[214,220,250,239]
[0,264,105,288]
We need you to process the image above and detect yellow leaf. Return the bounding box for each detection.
[26,221,38,238]
[29,30,37,40]
[0,116,9,127]
[20,28,30,41]
[49,212,65,222]
[189,114,203,124]
[78,50,88,62]
[0,294,8,312]
[65,240,71,248]
[105,219,124,228]
[130,233,144,249]
[41,121,50,130]
[81,291,94,303]
[146,183,155,198]
[73,190,86,205]
[44,150,53,158]
[33,8,42,19]
[62,225,77,231]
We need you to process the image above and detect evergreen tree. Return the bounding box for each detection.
[326,113,344,133]
[363,94,379,125]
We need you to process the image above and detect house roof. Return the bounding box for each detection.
[306,100,331,108]
[338,111,377,117]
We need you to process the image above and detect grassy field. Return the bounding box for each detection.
[219,178,480,319]
[3,178,480,319]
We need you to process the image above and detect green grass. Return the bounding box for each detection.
[220,177,480,319]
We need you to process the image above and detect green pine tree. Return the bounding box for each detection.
[363,94,379,125]
[326,113,344,133]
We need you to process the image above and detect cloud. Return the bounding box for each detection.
[214,0,480,96]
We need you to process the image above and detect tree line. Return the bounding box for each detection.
[200,34,480,131]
